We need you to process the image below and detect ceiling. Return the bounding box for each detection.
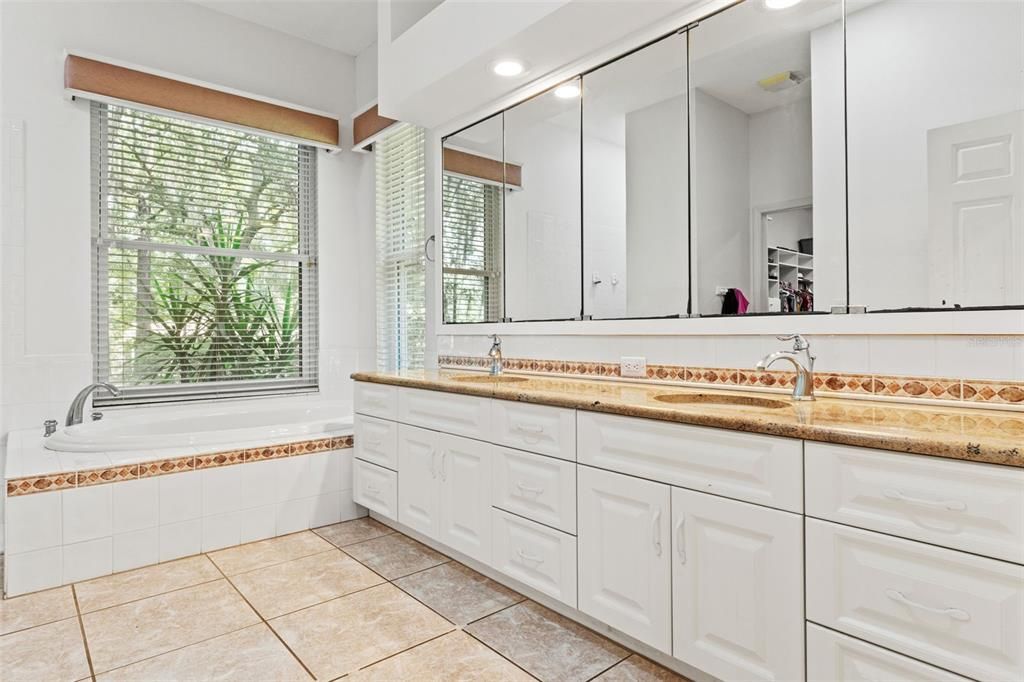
[193,0,378,56]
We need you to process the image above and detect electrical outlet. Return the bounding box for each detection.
[620,356,647,378]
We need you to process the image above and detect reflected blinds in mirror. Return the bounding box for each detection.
[442,174,503,322]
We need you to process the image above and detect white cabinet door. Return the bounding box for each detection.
[492,446,577,534]
[807,624,971,682]
[354,414,398,470]
[492,508,578,607]
[398,387,491,441]
[438,433,492,564]
[352,459,397,520]
[396,425,440,539]
[577,465,671,654]
[672,487,804,682]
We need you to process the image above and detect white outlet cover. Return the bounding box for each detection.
[620,356,647,378]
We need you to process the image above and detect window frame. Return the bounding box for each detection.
[441,172,504,324]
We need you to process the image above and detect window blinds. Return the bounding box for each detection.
[92,102,318,405]
[375,123,426,371]
[442,174,503,323]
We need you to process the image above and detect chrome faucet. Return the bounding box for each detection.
[488,334,504,376]
[756,334,816,401]
[65,382,121,426]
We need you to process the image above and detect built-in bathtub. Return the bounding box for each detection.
[3,397,360,597]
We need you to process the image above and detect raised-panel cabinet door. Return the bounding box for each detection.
[396,425,440,539]
[438,433,493,564]
[577,465,671,654]
[672,487,804,682]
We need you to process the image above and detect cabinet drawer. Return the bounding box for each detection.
[491,508,577,607]
[353,459,397,520]
[806,519,1024,682]
[492,447,576,534]
[398,387,490,441]
[577,411,803,512]
[491,400,576,461]
[354,415,398,470]
[807,625,971,682]
[355,382,397,420]
[806,442,1024,563]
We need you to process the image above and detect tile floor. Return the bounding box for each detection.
[0,518,688,681]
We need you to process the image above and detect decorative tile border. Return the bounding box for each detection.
[437,354,1024,409]
[6,434,354,498]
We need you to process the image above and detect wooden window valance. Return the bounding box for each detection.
[353,104,400,151]
[443,147,523,188]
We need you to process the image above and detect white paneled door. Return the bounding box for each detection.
[577,465,671,654]
[437,432,492,563]
[396,424,440,538]
[672,487,804,682]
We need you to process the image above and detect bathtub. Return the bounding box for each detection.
[44,397,353,452]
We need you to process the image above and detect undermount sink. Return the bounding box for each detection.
[451,374,530,384]
[654,393,790,409]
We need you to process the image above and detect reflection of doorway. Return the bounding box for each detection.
[751,199,813,312]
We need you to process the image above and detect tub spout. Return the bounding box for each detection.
[65,383,120,427]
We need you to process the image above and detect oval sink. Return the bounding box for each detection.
[451,374,530,384]
[654,393,789,409]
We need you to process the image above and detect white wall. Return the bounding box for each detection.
[583,133,627,319]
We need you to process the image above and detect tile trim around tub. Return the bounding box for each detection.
[437,355,1024,409]
[5,434,354,498]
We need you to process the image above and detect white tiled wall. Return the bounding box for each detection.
[3,448,361,596]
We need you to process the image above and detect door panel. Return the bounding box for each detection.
[396,425,439,539]
[438,433,493,563]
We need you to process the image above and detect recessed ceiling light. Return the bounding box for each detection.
[765,0,803,9]
[554,83,580,99]
[493,60,526,77]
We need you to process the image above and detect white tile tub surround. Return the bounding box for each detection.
[2,432,360,597]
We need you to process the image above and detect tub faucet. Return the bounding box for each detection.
[756,334,816,401]
[488,335,503,376]
[66,382,120,426]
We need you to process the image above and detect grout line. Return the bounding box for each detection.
[583,654,630,681]
[216,546,339,579]
[461,626,542,681]
[70,584,97,681]
[76,573,224,617]
[349,628,458,674]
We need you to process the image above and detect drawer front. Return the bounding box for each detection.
[807,625,971,682]
[491,400,576,461]
[352,459,397,520]
[354,415,398,470]
[577,411,803,512]
[355,382,397,420]
[491,508,577,607]
[492,447,577,534]
[398,387,491,441]
[806,442,1024,563]
[806,519,1024,682]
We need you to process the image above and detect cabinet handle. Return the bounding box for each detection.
[428,448,437,479]
[513,423,545,443]
[365,483,380,495]
[675,515,687,564]
[884,589,971,622]
[651,508,663,557]
[516,548,544,565]
[515,481,545,497]
[366,437,382,446]
[882,488,967,512]
[440,451,448,481]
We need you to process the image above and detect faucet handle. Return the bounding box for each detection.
[777,334,810,351]
[490,334,501,345]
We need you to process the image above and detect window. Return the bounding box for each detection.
[375,123,426,370]
[441,174,502,323]
[92,102,318,404]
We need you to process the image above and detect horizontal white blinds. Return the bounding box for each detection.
[442,174,502,323]
[92,102,318,404]
[375,123,426,371]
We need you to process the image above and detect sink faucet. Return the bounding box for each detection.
[756,334,816,401]
[488,335,503,376]
[66,382,121,426]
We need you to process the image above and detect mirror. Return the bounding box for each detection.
[582,33,689,319]
[846,0,1024,310]
[503,78,583,321]
[689,0,845,316]
[442,113,505,323]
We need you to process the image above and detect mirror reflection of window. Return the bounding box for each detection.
[582,33,689,319]
[690,0,845,316]
[847,0,1024,310]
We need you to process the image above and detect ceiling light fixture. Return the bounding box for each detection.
[554,83,581,99]
[493,60,526,77]
[765,0,803,9]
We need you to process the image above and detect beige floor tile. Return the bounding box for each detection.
[207,530,334,576]
[230,550,384,618]
[465,601,629,682]
[0,616,91,682]
[595,655,691,681]
[351,630,532,681]
[313,517,393,548]
[0,585,77,635]
[82,579,259,674]
[343,532,448,580]
[74,555,222,613]
[270,583,454,680]
[96,623,310,681]
[394,561,522,625]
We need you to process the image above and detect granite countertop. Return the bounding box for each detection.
[352,370,1024,468]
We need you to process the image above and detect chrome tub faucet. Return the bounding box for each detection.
[756,334,816,401]
[65,382,121,426]
[488,334,504,376]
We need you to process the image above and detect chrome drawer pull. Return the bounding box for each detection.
[675,515,687,565]
[513,423,545,434]
[515,481,545,497]
[882,488,967,512]
[885,589,971,622]
[516,548,544,564]
[651,508,663,557]
[365,483,381,495]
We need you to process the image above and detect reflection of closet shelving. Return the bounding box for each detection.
[767,246,813,312]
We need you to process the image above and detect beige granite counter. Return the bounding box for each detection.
[352,370,1024,468]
